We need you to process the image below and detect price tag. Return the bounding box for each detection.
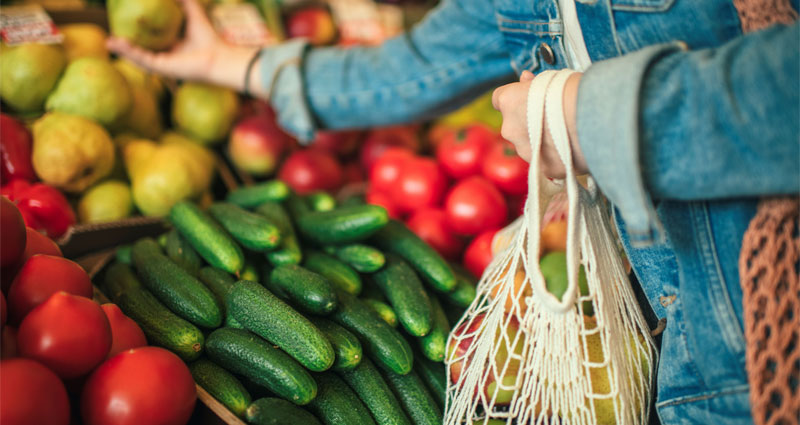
[210,3,277,46]
[0,5,63,46]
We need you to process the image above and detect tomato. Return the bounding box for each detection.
[369,147,414,193]
[507,194,527,218]
[365,189,401,220]
[425,124,456,150]
[482,140,529,195]
[0,358,70,425]
[8,255,93,324]
[463,229,499,278]
[435,125,495,179]
[18,292,111,378]
[342,162,365,184]
[359,126,420,172]
[311,130,363,157]
[101,304,147,359]
[1,326,17,359]
[391,157,448,213]
[278,149,343,194]
[406,208,464,260]
[444,176,508,235]
[82,347,196,425]
[1,196,26,268]
[1,227,62,293]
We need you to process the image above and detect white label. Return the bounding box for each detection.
[211,3,276,46]
[0,5,63,46]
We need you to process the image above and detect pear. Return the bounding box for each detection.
[160,132,215,194]
[107,0,183,51]
[60,24,108,61]
[46,57,132,127]
[78,180,134,223]
[32,112,115,193]
[113,59,165,100]
[0,43,67,113]
[116,79,163,139]
[172,82,239,145]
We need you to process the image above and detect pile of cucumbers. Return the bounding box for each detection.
[101,180,478,425]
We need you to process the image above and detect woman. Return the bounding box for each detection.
[110,1,799,423]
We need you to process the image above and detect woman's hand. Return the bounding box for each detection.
[492,70,588,179]
[107,0,261,94]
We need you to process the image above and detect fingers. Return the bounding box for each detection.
[519,70,535,82]
[106,37,170,75]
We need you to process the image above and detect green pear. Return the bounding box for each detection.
[60,24,108,61]
[172,82,239,145]
[32,112,115,193]
[0,43,67,113]
[107,0,183,51]
[540,251,592,314]
[78,180,134,223]
[113,59,165,100]
[46,57,132,127]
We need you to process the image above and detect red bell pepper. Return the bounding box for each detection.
[0,114,36,184]
[1,180,76,239]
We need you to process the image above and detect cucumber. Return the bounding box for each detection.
[225,311,244,329]
[246,398,321,425]
[131,238,222,328]
[443,264,477,308]
[339,194,365,207]
[414,350,447,409]
[303,250,362,295]
[371,255,432,337]
[226,180,290,208]
[169,201,244,274]
[307,191,336,212]
[115,245,132,265]
[269,265,337,315]
[371,220,456,292]
[189,359,251,418]
[197,267,234,314]
[380,369,443,425]
[227,281,334,372]
[418,296,449,362]
[102,263,204,361]
[284,193,313,219]
[363,299,398,328]
[310,317,362,371]
[307,373,376,425]
[360,279,387,302]
[206,328,317,405]
[297,205,389,245]
[330,291,413,375]
[208,203,281,252]
[326,244,385,273]
[255,202,302,266]
[338,357,411,425]
[241,258,260,282]
[165,229,202,275]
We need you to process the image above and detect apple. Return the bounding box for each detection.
[287,7,337,46]
[228,110,292,176]
[311,130,363,158]
[447,313,523,405]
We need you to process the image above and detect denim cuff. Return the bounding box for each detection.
[576,42,686,247]
[258,38,316,143]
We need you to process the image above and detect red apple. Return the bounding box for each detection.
[228,111,291,176]
[287,7,337,46]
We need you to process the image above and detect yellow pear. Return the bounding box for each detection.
[160,132,215,194]
[60,24,108,61]
[78,180,134,223]
[0,42,67,113]
[113,58,165,100]
[116,82,163,139]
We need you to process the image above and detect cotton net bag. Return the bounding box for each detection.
[444,69,658,425]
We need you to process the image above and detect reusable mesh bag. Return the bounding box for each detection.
[445,69,657,425]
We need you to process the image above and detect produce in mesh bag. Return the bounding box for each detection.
[444,70,656,425]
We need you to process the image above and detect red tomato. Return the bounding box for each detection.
[1,227,62,293]
[435,125,495,179]
[82,347,196,425]
[342,162,365,184]
[0,358,70,425]
[365,189,401,220]
[278,149,343,194]
[1,326,17,359]
[359,126,420,172]
[369,147,414,193]
[444,176,508,235]
[391,157,448,213]
[507,194,527,218]
[101,304,147,359]
[406,208,464,260]
[463,229,499,278]
[311,130,363,157]
[426,124,456,150]
[8,255,93,324]
[1,196,26,268]
[482,140,529,195]
[18,292,111,378]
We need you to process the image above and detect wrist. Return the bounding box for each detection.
[206,45,262,93]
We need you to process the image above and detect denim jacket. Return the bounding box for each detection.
[258,1,800,423]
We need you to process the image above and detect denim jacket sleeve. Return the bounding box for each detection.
[576,22,800,246]
[258,0,516,142]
